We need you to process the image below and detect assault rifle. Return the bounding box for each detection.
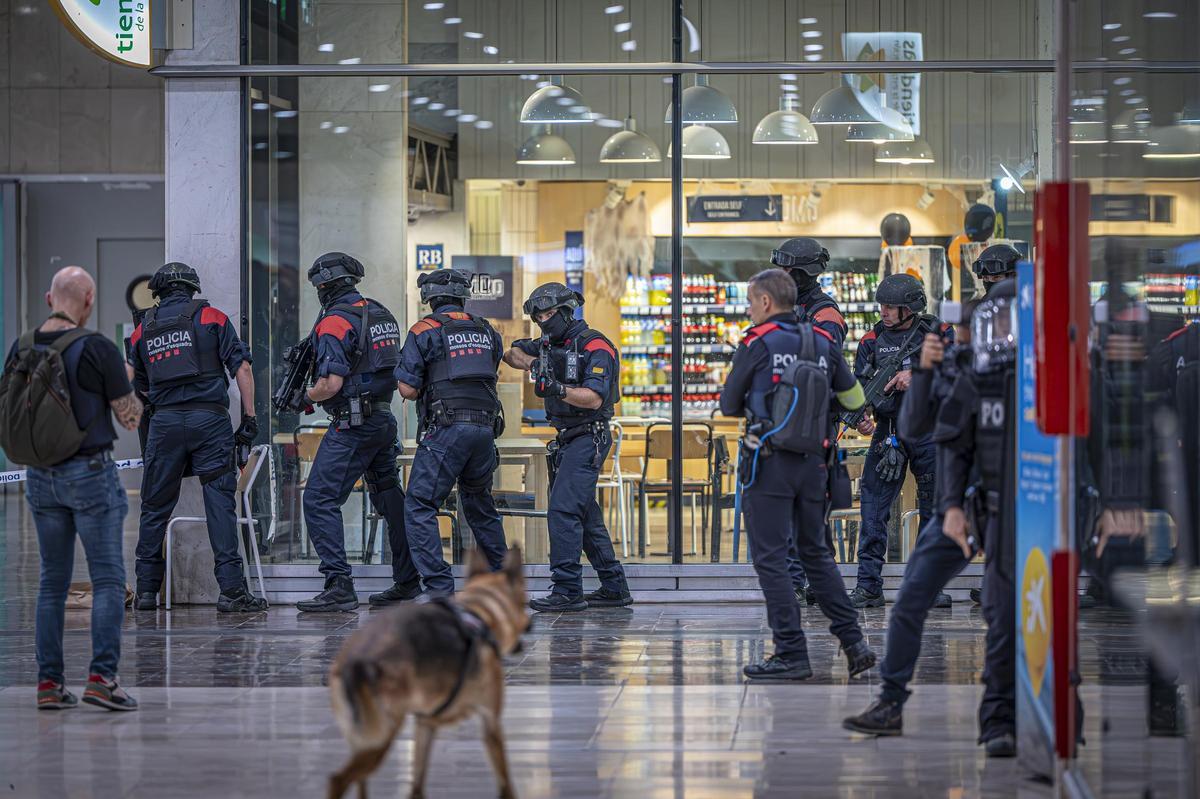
[535,335,554,392]
[272,337,315,415]
[838,317,932,432]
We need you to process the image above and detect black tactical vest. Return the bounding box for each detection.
[141,300,225,389]
[423,311,500,414]
[972,369,1013,495]
[544,329,619,427]
[327,299,401,401]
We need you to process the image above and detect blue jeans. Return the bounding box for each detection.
[27,454,128,684]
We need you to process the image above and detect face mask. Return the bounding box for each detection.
[318,280,353,308]
[790,270,817,297]
[536,309,571,342]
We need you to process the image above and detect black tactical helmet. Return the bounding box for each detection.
[875,273,927,314]
[972,244,1021,278]
[307,252,365,288]
[523,282,584,317]
[964,203,997,243]
[880,213,912,247]
[148,262,201,298]
[770,237,830,276]
[417,268,472,304]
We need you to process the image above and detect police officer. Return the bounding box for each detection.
[973,244,1020,295]
[769,237,848,605]
[295,252,421,613]
[503,283,632,612]
[378,268,508,602]
[130,263,266,613]
[844,278,1019,758]
[848,274,953,609]
[720,269,875,681]
[1149,320,1198,567]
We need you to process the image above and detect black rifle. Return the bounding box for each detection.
[839,317,932,430]
[272,337,315,415]
[536,335,554,390]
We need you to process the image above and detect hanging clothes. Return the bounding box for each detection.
[585,193,654,302]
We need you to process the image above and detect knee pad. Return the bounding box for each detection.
[197,465,233,486]
[459,473,493,496]
[365,469,399,495]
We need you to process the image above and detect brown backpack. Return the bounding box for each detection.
[0,328,97,467]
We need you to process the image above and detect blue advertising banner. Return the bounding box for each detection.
[1015,260,1058,780]
[687,195,782,223]
[564,231,584,320]
[415,244,444,271]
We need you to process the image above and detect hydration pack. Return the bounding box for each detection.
[763,323,830,455]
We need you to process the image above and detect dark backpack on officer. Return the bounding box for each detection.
[0,328,98,467]
[764,323,830,455]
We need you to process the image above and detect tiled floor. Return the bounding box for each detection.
[0,490,1191,797]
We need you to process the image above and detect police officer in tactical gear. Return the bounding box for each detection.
[844,278,1020,758]
[720,269,876,681]
[129,262,266,613]
[503,282,632,612]
[295,253,421,613]
[972,244,1021,295]
[377,268,508,602]
[848,273,954,609]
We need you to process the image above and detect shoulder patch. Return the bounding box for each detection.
[861,330,877,343]
[410,318,442,336]
[199,306,228,327]
[316,315,354,340]
[130,323,143,347]
[813,307,846,327]
[444,311,471,320]
[583,338,617,358]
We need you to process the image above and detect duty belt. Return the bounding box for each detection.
[329,401,391,422]
[439,408,497,427]
[154,401,229,415]
[555,419,607,444]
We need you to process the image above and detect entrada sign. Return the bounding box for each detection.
[51,0,151,69]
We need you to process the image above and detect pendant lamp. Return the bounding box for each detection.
[753,95,818,144]
[874,137,935,165]
[516,126,576,165]
[1143,125,1200,159]
[520,76,590,124]
[664,74,738,125]
[599,116,661,163]
[810,85,874,125]
[846,106,915,143]
[667,125,731,160]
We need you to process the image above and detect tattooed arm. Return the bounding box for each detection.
[110,392,144,431]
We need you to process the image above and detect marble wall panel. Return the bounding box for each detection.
[59,88,111,173]
[0,89,9,171]
[8,2,60,87]
[111,88,163,173]
[58,26,109,88]
[0,1,10,89]
[10,88,59,172]
[300,1,406,64]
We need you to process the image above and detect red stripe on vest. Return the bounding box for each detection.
[860,330,877,343]
[199,306,228,327]
[583,338,616,358]
[813,326,833,341]
[130,323,142,347]
[1166,324,1192,342]
[316,315,354,340]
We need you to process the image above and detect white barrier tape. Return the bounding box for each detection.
[0,458,144,485]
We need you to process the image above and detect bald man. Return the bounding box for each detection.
[3,266,142,711]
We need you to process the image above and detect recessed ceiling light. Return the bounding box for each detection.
[333,126,350,134]
[444,17,462,24]
[319,121,332,130]
[483,45,499,55]
[604,4,623,13]
[799,17,817,24]
[459,113,477,123]
[423,2,443,8]
[804,43,823,52]
[1144,11,1177,19]
[621,40,637,51]
[318,42,335,52]
[368,84,391,93]
[802,30,821,38]
[781,84,798,92]
[805,54,822,61]
[412,96,429,105]
[474,120,494,129]
[251,102,269,111]
[596,118,625,128]
[253,142,268,150]
[274,109,298,118]
[1112,35,1130,42]
[1113,77,1132,85]
[1102,22,1121,30]
[780,73,797,81]
[465,31,484,39]
[444,109,461,117]
[1119,48,1137,55]
[614,21,632,32]
[338,57,361,64]
[428,102,445,111]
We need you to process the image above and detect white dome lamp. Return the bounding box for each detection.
[664,74,738,125]
[846,106,915,144]
[753,95,819,145]
[516,126,576,165]
[599,117,662,164]
[874,137,936,165]
[1112,108,1152,144]
[520,76,591,125]
[667,124,731,160]
[810,85,875,125]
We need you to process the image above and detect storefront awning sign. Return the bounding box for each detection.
[842,32,923,136]
[687,195,782,224]
[51,0,151,69]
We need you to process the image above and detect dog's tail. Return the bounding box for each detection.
[338,659,382,729]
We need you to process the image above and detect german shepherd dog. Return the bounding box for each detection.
[327,547,529,799]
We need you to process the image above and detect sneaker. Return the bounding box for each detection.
[842,639,877,678]
[37,680,78,710]
[133,591,158,611]
[848,587,885,609]
[743,653,813,681]
[970,587,982,605]
[584,587,633,608]
[984,733,1016,758]
[216,586,268,613]
[81,674,138,712]
[368,581,423,607]
[933,591,953,608]
[296,575,359,613]
[794,585,816,606]
[529,593,588,613]
[842,698,904,736]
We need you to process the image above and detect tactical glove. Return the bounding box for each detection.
[875,436,907,482]
[235,414,259,446]
[535,374,567,399]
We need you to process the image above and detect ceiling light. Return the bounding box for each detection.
[1113,77,1132,86]
[483,45,499,55]
[998,163,1026,193]
[810,85,873,124]
[444,109,461,117]
[604,4,624,13]
[998,176,1015,191]
[614,21,632,32]
[253,142,267,150]
[621,40,637,51]
[444,17,462,24]
[799,17,818,24]
[459,113,478,123]
[521,76,590,124]
[875,137,935,165]
[846,108,915,143]
[428,102,445,111]
[1119,48,1137,55]
[1112,35,1130,43]
[274,109,298,118]
[780,73,797,81]
[600,117,662,163]
[596,118,624,128]
[516,126,576,165]
[667,125,731,160]
[333,126,350,134]
[319,121,332,130]
[252,102,269,111]
[412,96,429,105]
[780,84,798,92]
[318,42,335,52]
[464,31,483,39]
[338,57,361,65]
[1144,11,1177,19]
[664,75,738,125]
[474,120,494,129]
[804,44,823,52]
[423,2,444,8]
[805,54,822,61]
[1069,125,1108,144]
[753,95,818,144]
[1144,125,1200,159]
[368,84,391,93]
[1102,22,1121,30]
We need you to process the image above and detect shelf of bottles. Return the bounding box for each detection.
[618,273,883,417]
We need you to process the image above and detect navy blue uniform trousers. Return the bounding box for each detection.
[404,421,508,594]
[136,408,244,594]
[303,411,419,586]
[880,512,1015,742]
[547,428,628,598]
[742,448,863,661]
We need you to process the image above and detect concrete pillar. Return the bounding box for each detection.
[161,0,241,603]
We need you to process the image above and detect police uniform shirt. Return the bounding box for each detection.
[513,319,618,421]
[855,317,954,418]
[720,311,857,425]
[130,296,250,407]
[6,331,133,454]
[796,286,848,350]
[395,310,503,391]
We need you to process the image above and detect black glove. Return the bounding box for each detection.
[235,414,259,446]
[535,373,567,399]
[875,436,907,483]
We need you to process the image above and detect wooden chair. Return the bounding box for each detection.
[637,423,716,558]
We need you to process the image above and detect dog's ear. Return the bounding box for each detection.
[466,548,490,580]
[503,545,524,586]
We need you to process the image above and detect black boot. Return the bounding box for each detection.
[842,639,877,678]
[216,586,268,613]
[133,592,158,611]
[970,587,982,605]
[933,591,953,608]
[793,585,816,606]
[984,733,1016,758]
[842,698,904,736]
[848,587,885,609]
[584,587,633,607]
[743,654,813,681]
[368,581,423,607]
[529,592,587,613]
[297,575,359,613]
